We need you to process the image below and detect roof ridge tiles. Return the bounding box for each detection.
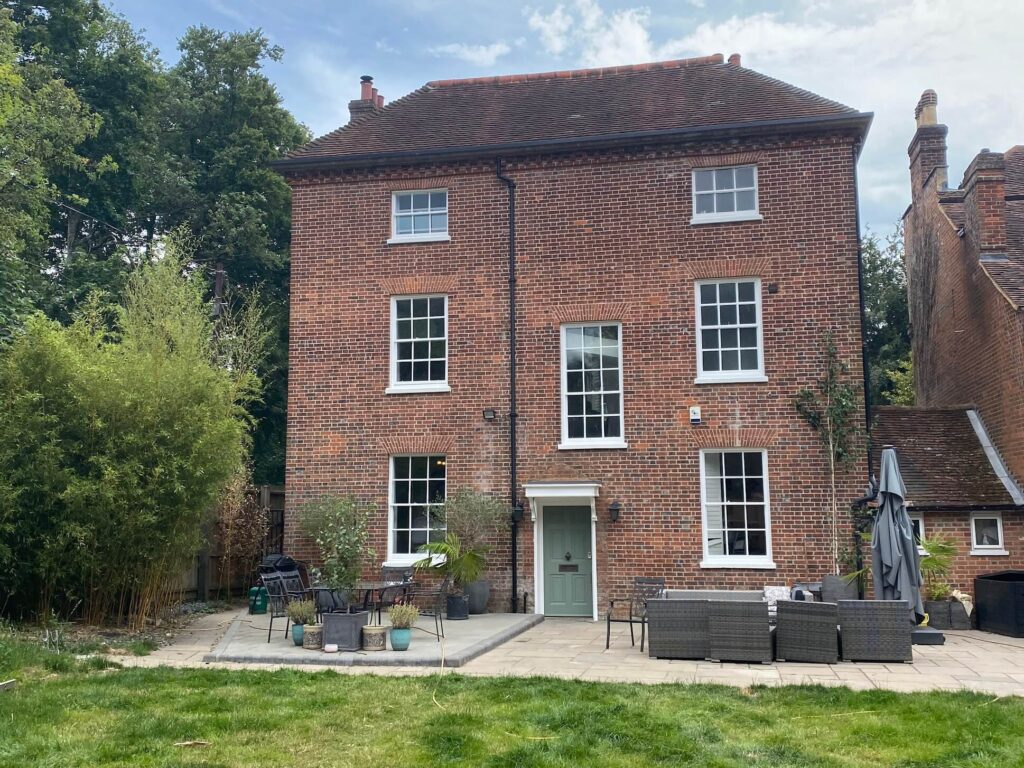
[425,54,725,88]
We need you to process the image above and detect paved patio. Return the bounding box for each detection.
[124,609,1024,697]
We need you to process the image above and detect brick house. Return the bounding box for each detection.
[274,54,874,618]
[893,91,1024,589]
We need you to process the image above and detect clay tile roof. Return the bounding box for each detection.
[871,406,1020,508]
[281,55,867,167]
[1005,145,1024,195]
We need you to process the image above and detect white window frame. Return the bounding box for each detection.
[385,454,447,567]
[909,513,928,555]
[691,165,762,225]
[699,448,775,569]
[558,322,628,450]
[386,294,450,394]
[387,189,451,244]
[695,277,767,384]
[970,511,1008,556]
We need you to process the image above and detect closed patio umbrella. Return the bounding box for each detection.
[871,446,925,624]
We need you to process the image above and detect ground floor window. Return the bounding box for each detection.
[909,513,927,555]
[700,449,773,568]
[970,512,1006,555]
[389,455,446,561]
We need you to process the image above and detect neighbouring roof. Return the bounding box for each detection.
[871,406,1023,509]
[278,55,870,170]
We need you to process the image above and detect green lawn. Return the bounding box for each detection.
[1,638,1023,767]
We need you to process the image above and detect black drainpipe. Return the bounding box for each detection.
[496,157,519,613]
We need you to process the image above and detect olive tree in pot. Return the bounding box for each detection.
[286,599,316,646]
[920,535,971,629]
[416,532,485,620]
[300,494,375,650]
[437,488,508,613]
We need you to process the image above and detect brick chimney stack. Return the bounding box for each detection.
[727,53,741,66]
[349,74,382,122]
[908,89,948,197]
[962,148,1007,253]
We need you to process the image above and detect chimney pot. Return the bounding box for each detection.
[727,53,741,66]
[375,94,384,109]
[371,87,378,104]
[360,75,373,101]
[914,89,938,128]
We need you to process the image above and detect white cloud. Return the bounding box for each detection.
[521,0,1024,230]
[429,41,512,67]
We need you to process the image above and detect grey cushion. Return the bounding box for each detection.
[663,589,764,601]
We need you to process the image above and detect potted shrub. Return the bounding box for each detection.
[286,599,316,646]
[439,488,507,614]
[300,494,375,650]
[388,603,419,651]
[920,535,971,629]
[416,532,485,620]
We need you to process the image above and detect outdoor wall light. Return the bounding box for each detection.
[608,501,623,522]
[482,408,497,420]
[512,502,525,523]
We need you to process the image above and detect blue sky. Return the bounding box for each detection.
[109,0,1024,235]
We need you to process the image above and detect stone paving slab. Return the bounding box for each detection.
[201,610,543,667]
[125,610,1024,697]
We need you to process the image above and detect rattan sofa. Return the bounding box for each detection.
[707,600,775,663]
[775,600,839,663]
[838,600,913,662]
[646,598,710,659]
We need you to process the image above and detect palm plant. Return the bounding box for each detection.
[919,534,957,600]
[414,533,485,592]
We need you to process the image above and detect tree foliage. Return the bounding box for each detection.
[0,235,267,625]
[299,496,375,594]
[862,226,913,406]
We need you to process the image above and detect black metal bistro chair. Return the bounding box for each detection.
[606,577,666,651]
[260,572,292,643]
[375,566,415,624]
[404,574,452,641]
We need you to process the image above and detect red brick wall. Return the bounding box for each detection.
[906,175,1024,486]
[914,510,1024,593]
[284,132,868,613]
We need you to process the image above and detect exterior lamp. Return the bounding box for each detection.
[608,501,623,522]
[482,408,497,420]
[512,502,525,523]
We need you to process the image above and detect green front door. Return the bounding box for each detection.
[543,506,593,616]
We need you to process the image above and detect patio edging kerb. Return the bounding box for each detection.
[202,613,544,668]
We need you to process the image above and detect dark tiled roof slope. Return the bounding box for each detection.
[1005,145,1024,195]
[871,406,1017,508]
[285,55,865,163]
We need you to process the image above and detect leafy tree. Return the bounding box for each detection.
[883,356,915,406]
[794,331,863,575]
[0,233,268,626]
[0,8,101,337]
[862,226,912,406]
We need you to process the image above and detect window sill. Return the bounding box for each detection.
[385,383,451,395]
[970,549,1009,557]
[384,554,445,568]
[386,233,451,245]
[558,439,629,451]
[700,558,777,570]
[694,374,768,385]
[690,212,763,226]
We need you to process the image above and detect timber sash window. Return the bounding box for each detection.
[700,449,774,568]
[560,323,625,449]
[389,455,446,562]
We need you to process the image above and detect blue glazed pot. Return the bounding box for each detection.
[292,623,305,646]
[390,627,412,651]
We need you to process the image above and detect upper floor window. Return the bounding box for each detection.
[701,449,774,569]
[560,323,626,450]
[695,278,765,384]
[389,189,449,243]
[971,512,1007,556]
[691,165,761,224]
[388,455,446,563]
[388,295,448,394]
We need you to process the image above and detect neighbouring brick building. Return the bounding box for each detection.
[890,90,1024,589]
[275,55,873,618]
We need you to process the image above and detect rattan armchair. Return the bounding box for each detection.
[707,600,774,663]
[775,600,839,663]
[838,600,913,662]
[646,598,709,659]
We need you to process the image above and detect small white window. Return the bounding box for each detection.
[695,278,766,384]
[700,449,774,569]
[692,165,761,224]
[388,455,446,564]
[389,189,449,243]
[970,512,1007,555]
[909,513,927,555]
[559,323,626,449]
[387,295,449,394]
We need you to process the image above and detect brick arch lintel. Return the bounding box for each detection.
[549,302,632,325]
[379,275,459,295]
[691,427,779,449]
[684,257,772,280]
[379,435,455,455]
